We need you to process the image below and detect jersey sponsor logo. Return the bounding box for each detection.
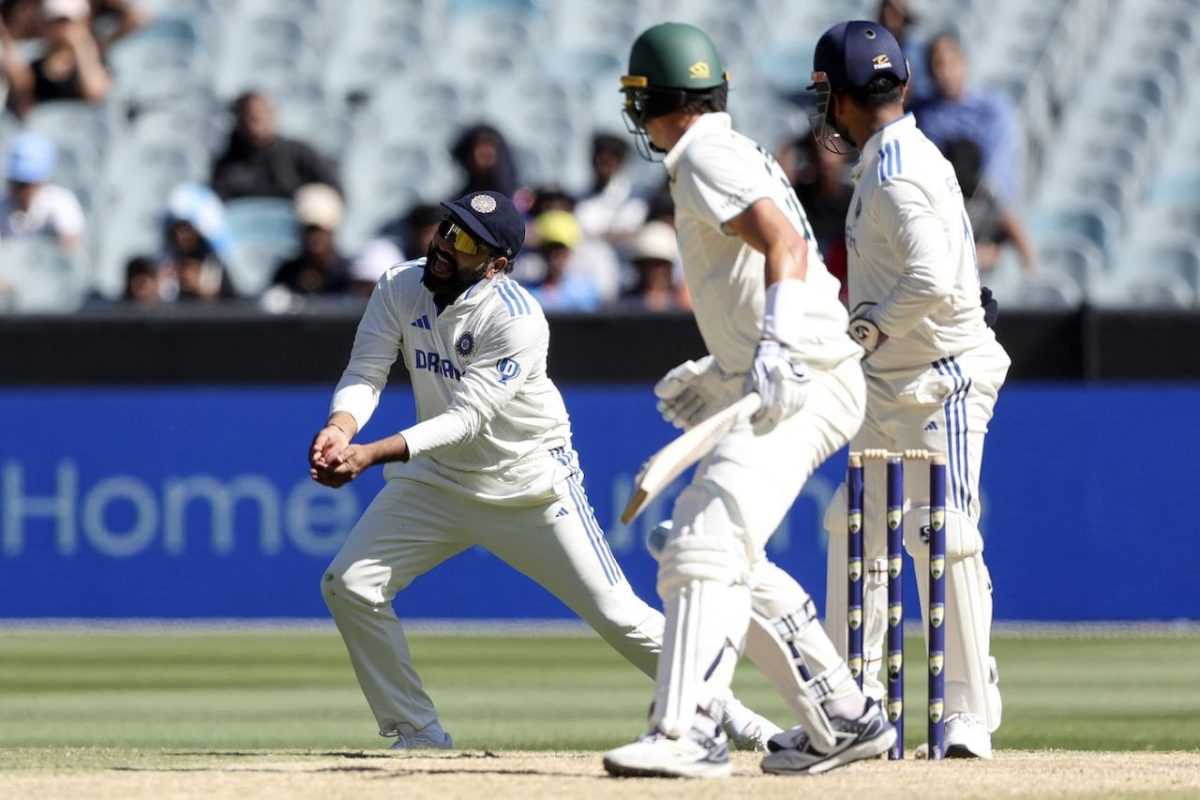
[496,357,521,384]
[555,507,569,518]
[455,331,476,359]
[688,60,711,79]
[413,349,462,381]
[410,315,432,330]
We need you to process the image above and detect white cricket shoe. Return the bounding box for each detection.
[603,725,731,779]
[945,712,993,759]
[760,698,896,775]
[719,699,783,753]
[389,722,454,751]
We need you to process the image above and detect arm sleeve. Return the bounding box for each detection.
[329,275,404,431]
[673,143,768,230]
[401,314,546,459]
[871,177,956,337]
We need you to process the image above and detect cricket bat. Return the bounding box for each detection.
[620,393,762,524]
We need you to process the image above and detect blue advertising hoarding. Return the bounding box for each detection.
[1,385,1196,621]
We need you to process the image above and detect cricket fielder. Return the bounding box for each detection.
[602,24,895,779]
[310,190,774,751]
[811,21,1009,758]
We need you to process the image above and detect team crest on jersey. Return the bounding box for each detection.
[455,331,476,359]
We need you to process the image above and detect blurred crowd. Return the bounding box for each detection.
[0,0,1037,313]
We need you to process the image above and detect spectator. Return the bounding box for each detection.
[351,202,442,299]
[575,132,648,245]
[526,209,600,312]
[449,122,518,199]
[271,183,351,296]
[0,130,84,253]
[942,138,1037,276]
[121,254,158,305]
[376,201,442,260]
[2,0,112,119]
[791,132,854,304]
[157,182,236,303]
[211,91,341,201]
[912,32,1023,204]
[1,0,145,49]
[620,220,690,312]
[877,0,931,106]
[89,0,147,51]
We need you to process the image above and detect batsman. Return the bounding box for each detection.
[810,21,1010,758]
[603,23,895,778]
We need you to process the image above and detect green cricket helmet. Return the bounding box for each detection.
[620,23,730,156]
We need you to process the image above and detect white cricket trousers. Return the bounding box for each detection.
[322,452,664,737]
[823,341,1010,730]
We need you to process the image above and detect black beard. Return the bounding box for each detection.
[421,243,488,304]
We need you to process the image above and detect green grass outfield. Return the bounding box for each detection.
[1,625,1198,752]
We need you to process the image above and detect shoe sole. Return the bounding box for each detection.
[760,726,898,776]
[945,743,992,759]
[603,756,732,779]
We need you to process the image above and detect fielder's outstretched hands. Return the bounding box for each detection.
[654,355,741,429]
[745,339,810,435]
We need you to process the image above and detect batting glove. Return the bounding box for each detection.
[745,339,810,435]
[848,302,888,355]
[654,355,741,430]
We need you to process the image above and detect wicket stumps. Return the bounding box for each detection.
[847,449,947,761]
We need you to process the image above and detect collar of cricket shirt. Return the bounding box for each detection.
[852,111,916,180]
[663,111,733,178]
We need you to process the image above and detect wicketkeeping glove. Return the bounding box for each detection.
[654,355,741,430]
[745,339,810,435]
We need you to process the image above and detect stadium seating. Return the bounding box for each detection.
[223,198,301,295]
[1,0,1198,309]
[0,238,88,312]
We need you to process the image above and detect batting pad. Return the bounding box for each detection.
[652,493,751,739]
[904,506,1001,731]
[745,601,857,752]
[824,488,888,701]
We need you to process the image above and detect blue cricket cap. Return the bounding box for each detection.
[6,131,57,183]
[811,20,908,92]
[440,190,526,259]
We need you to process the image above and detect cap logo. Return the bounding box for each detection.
[873,54,894,70]
[688,61,711,79]
[470,194,498,214]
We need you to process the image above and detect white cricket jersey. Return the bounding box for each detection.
[846,113,1005,373]
[330,261,573,500]
[664,112,860,373]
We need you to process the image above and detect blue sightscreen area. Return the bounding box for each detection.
[0,385,1195,620]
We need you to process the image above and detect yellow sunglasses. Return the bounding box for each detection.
[438,219,486,256]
